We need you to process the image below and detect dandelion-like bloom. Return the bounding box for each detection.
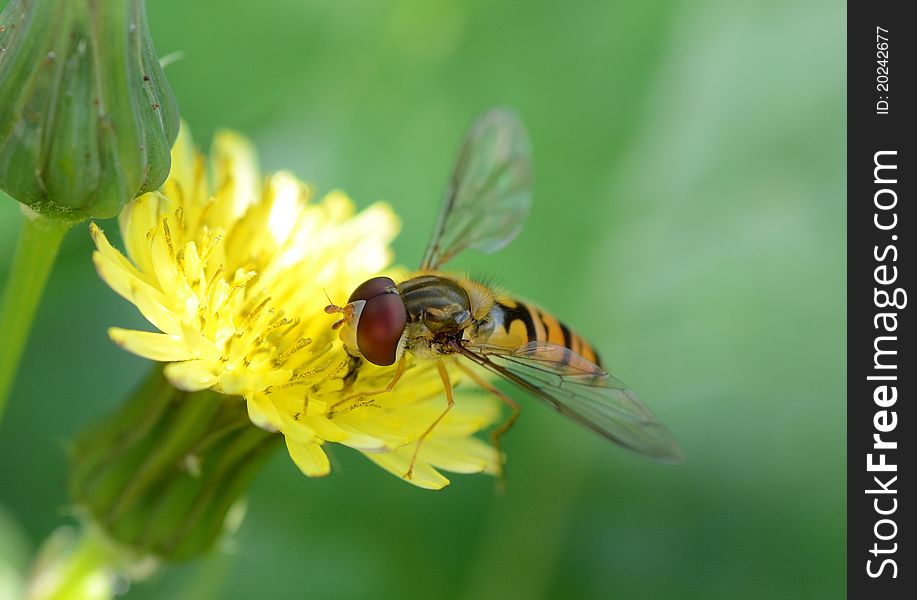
[91,126,500,490]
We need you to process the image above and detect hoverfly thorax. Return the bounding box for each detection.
[398,275,475,336]
[422,304,472,334]
[326,276,407,366]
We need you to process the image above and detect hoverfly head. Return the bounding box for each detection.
[326,276,407,366]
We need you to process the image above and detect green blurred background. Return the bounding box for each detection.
[0,0,845,598]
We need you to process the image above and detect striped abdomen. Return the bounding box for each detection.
[493,300,602,368]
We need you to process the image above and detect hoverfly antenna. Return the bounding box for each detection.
[325,301,347,328]
[323,289,354,330]
[323,288,343,315]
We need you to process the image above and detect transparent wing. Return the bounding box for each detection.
[420,108,533,270]
[457,341,684,462]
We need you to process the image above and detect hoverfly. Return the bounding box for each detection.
[326,108,682,480]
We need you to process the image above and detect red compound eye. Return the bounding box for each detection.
[349,277,407,366]
[349,277,396,303]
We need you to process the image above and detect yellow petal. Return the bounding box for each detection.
[164,359,219,391]
[285,438,330,477]
[93,252,178,334]
[148,224,192,308]
[265,172,306,245]
[364,448,450,490]
[89,222,145,281]
[218,364,282,397]
[246,394,280,432]
[302,415,348,443]
[276,411,316,444]
[162,125,198,203]
[320,190,356,221]
[334,419,408,450]
[315,418,387,451]
[421,437,499,475]
[119,192,169,276]
[210,130,260,223]
[108,328,195,362]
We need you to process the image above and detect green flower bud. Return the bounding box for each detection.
[69,367,280,562]
[0,0,178,220]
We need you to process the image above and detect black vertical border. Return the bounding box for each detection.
[848,3,912,597]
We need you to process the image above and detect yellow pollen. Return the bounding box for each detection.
[237,297,271,337]
[202,266,225,312]
[273,337,312,366]
[199,234,223,267]
[161,218,175,261]
[174,206,185,232]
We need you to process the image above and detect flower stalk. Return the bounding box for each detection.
[26,525,124,600]
[69,366,281,562]
[0,209,72,420]
[0,0,179,423]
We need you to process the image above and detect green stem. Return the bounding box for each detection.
[27,526,119,600]
[0,210,73,422]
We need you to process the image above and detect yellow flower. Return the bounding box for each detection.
[90,125,500,490]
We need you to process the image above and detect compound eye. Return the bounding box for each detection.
[356,292,407,366]
[349,277,397,303]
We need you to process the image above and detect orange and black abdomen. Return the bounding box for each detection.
[496,300,602,368]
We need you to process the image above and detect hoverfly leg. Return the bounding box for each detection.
[405,360,455,480]
[328,355,406,417]
[456,361,519,489]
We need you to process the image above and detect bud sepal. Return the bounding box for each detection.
[0,0,179,219]
[69,367,280,562]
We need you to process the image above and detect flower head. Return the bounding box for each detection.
[91,125,500,489]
